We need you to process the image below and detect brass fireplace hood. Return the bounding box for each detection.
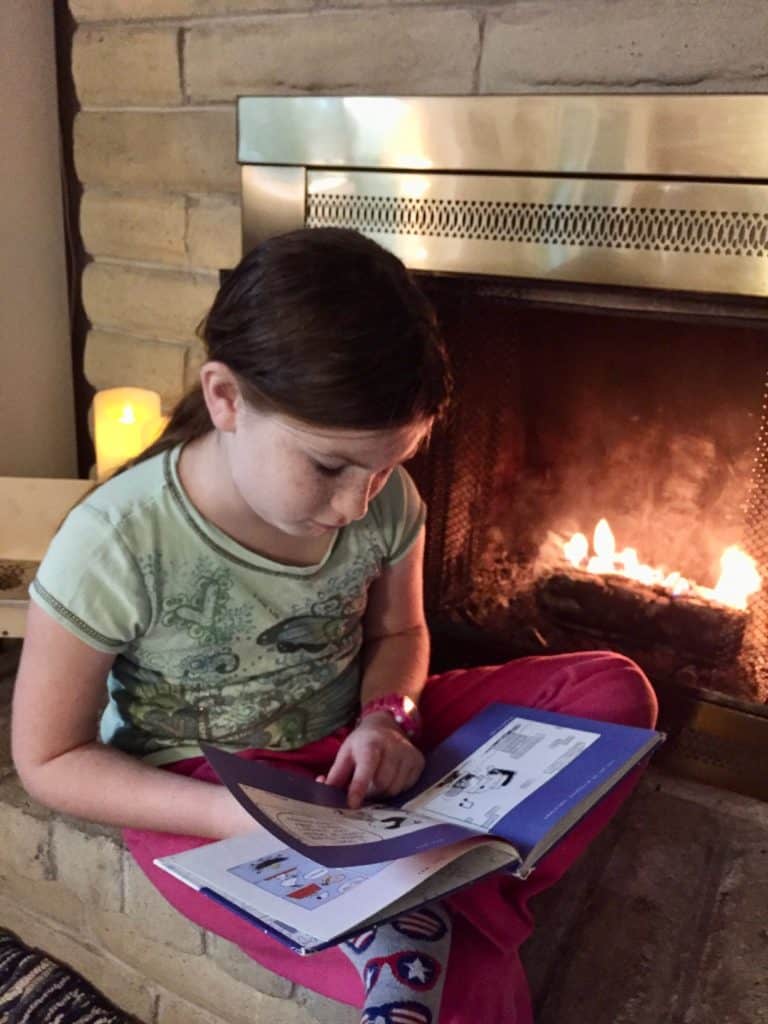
[238,94,768,299]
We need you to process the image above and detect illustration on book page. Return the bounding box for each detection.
[238,785,436,847]
[228,847,388,910]
[404,717,600,830]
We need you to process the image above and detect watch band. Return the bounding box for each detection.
[358,693,422,741]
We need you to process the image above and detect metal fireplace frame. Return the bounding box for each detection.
[239,94,768,298]
[237,94,768,799]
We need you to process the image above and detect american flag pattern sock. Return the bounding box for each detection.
[341,905,451,1024]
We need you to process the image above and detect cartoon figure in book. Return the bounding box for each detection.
[229,846,387,910]
[438,765,517,797]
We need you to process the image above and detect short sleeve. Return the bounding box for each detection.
[369,466,426,566]
[29,503,151,653]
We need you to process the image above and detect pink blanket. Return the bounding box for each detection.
[125,652,657,1023]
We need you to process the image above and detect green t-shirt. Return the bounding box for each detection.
[30,445,425,765]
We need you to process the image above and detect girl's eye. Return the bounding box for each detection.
[314,462,345,477]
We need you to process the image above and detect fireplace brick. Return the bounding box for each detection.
[0,890,156,1022]
[82,261,218,341]
[183,10,480,102]
[51,820,124,913]
[0,859,87,933]
[73,25,182,107]
[81,191,187,265]
[85,905,312,1024]
[80,190,241,274]
[70,0,314,19]
[85,329,189,410]
[186,195,242,271]
[123,853,207,955]
[0,779,53,882]
[203,931,291,996]
[481,0,768,92]
[74,110,238,193]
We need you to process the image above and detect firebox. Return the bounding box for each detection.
[237,95,768,799]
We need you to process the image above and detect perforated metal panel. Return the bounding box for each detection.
[303,170,768,296]
[308,193,768,258]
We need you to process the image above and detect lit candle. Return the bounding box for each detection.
[141,413,170,450]
[94,387,162,480]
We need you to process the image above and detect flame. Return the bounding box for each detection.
[711,546,761,610]
[118,403,137,425]
[564,532,588,566]
[563,518,761,611]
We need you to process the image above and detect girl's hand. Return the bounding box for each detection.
[318,711,425,809]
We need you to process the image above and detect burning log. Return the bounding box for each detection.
[535,567,747,666]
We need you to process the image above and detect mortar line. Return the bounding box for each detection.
[472,10,486,94]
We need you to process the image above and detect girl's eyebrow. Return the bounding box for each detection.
[310,441,424,470]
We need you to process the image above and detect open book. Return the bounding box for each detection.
[155,702,664,954]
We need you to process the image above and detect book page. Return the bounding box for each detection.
[228,846,389,909]
[404,718,600,830]
[156,829,508,949]
[238,784,436,846]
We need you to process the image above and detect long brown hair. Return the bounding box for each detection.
[129,227,451,470]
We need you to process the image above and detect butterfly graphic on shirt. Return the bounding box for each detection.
[256,612,359,654]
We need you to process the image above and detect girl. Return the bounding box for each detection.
[12,228,657,1024]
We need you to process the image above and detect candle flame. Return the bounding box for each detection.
[563,518,761,610]
[118,404,137,425]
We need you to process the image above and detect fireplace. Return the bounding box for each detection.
[410,279,766,678]
[238,95,768,799]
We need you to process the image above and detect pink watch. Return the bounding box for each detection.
[358,694,423,741]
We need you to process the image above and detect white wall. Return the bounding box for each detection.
[0,2,76,477]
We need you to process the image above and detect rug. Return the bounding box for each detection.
[0,929,140,1023]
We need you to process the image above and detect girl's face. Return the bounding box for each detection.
[225,404,430,539]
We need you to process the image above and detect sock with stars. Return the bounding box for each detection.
[341,904,452,1024]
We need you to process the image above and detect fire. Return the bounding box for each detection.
[118,403,137,425]
[563,518,761,611]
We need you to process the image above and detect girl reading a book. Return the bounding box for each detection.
[12,228,657,1024]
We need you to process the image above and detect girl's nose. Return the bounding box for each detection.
[332,477,373,523]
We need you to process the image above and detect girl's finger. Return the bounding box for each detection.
[347,747,382,809]
[324,748,355,789]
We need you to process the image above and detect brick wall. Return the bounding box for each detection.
[69,0,768,419]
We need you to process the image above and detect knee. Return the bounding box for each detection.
[576,651,659,730]
[569,651,659,733]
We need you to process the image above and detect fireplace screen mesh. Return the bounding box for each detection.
[409,276,768,707]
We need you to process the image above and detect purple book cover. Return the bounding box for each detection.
[201,703,663,869]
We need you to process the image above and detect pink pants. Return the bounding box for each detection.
[125,651,658,1023]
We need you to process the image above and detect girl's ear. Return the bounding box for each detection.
[199,362,242,432]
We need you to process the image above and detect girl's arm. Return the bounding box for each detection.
[322,528,430,807]
[358,526,430,709]
[11,602,255,838]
